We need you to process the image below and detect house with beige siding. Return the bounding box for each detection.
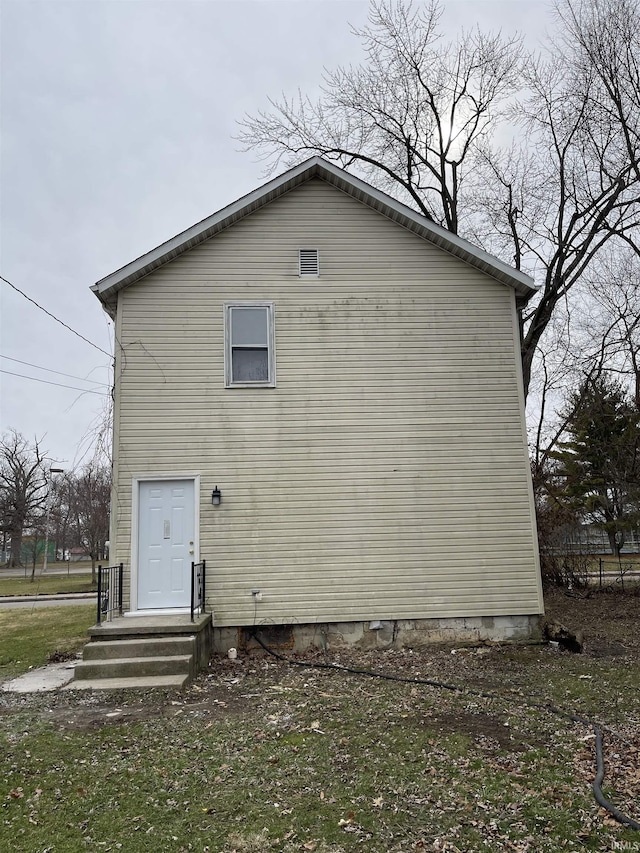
[91,157,544,658]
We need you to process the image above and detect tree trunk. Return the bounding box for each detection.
[8,527,23,568]
[607,529,624,558]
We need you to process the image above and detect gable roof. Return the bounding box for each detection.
[92,156,537,318]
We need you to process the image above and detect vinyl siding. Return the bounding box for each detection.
[111,178,543,625]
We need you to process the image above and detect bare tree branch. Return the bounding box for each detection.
[237,0,524,233]
[238,0,640,404]
[0,431,48,568]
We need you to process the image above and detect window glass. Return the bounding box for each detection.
[232,348,269,383]
[231,307,268,347]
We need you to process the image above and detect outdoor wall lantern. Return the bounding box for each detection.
[211,486,222,506]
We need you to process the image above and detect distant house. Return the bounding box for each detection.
[68,547,91,563]
[92,157,543,651]
[556,524,640,555]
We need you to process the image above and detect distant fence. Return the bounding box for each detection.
[540,544,640,589]
[547,524,640,559]
[592,557,640,591]
[557,525,640,555]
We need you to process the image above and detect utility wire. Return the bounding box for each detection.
[0,368,110,396]
[0,274,112,358]
[0,355,110,386]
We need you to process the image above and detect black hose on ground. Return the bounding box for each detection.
[593,729,640,830]
[248,630,640,832]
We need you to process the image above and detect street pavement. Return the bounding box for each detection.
[0,593,96,609]
[0,563,95,579]
[0,562,97,608]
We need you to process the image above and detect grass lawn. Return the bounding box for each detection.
[0,604,95,679]
[0,573,97,597]
[0,589,638,852]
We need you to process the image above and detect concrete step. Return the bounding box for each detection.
[73,654,193,681]
[82,636,196,661]
[73,614,212,691]
[65,674,190,691]
[88,612,211,641]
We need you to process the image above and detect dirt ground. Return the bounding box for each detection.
[2,583,637,729]
[0,584,638,850]
[542,583,640,657]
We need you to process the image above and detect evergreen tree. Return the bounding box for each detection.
[553,376,640,556]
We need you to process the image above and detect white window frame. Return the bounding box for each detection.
[224,302,276,388]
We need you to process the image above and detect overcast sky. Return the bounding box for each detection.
[1,0,551,471]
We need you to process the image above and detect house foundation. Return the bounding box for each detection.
[213,614,543,656]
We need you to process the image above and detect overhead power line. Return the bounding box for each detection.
[0,368,110,396]
[0,355,110,386]
[0,274,112,358]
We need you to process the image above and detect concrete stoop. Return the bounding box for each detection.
[67,612,212,691]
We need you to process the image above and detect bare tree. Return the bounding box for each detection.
[74,393,113,470]
[238,0,524,233]
[239,0,640,400]
[471,0,640,397]
[23,512,48,577]
[0,431,47,568]
[583,251,640,408]
[48,473,74,564]
[556,0,640,184]
[69,463,111,583]
[507,0,640,394]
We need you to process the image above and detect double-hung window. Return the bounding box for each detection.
[224,302,275,388]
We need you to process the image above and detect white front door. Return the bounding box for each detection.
[137,479,195,610]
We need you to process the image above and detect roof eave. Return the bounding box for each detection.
[91,160,328,312]
[92,157,537,309]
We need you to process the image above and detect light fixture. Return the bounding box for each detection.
[211,486,221,506]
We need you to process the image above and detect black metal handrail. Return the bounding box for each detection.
[97,563,124,625]
[190,559,206,622]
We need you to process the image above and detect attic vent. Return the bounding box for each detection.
[299,248,319,277]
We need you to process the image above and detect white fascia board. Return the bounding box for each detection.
[91,159,321,311]
[315,160,537,299]
[91,156,537,314]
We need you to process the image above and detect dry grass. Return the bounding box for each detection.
[0,604,94,679]
[0,573,96,597]
[0,588,639,851]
